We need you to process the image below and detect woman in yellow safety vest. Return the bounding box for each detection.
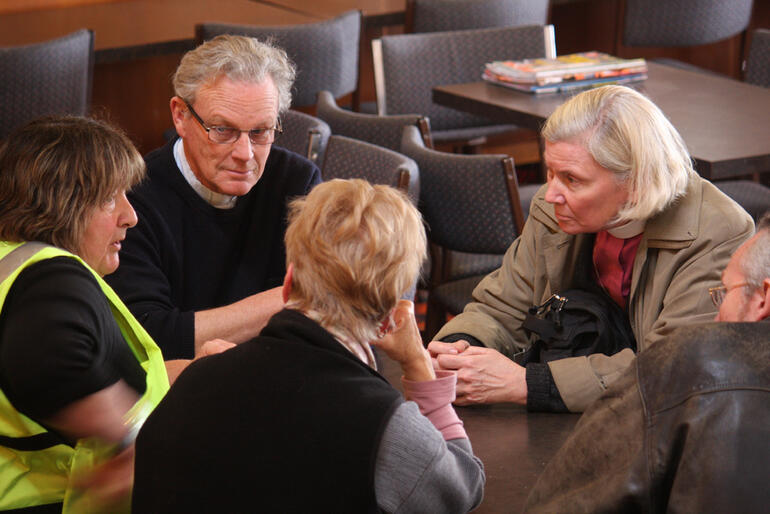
[0,116,230,513]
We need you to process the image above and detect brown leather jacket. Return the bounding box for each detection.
[525,322,770,513]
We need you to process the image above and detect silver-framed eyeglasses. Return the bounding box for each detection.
[708,282,750,307]
[184,100,281,145]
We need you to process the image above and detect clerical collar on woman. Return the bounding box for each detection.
[173,138,237,209]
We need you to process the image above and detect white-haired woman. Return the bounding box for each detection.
[430,85,754,413]
[132,179,485,513]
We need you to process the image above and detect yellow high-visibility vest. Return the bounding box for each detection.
[0,241,169,513]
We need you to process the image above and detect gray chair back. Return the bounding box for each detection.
[196,10,361,108]
[373,25,554,142]
[400,125,523,254]
[401,124,528,338]
[406,0,548,33]
[316,90,433,152]
[321,134,419,204]
[746,28,770,88]
[715,180,770,223]
[623,0,753,47]
[322,134,421,301]
[0,29,93,140]
[275,109,331,165]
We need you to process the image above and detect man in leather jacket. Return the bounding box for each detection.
[525,212,770,513]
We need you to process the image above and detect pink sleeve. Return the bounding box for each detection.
[401,370,467,440]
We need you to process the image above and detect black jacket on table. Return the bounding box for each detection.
[525,321,770,513]
[132,309,402,513]
[105,139,321,359]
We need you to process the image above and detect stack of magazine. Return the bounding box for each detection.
[483,51,648,94]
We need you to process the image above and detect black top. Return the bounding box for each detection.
[0,257,146,422]
[133,309,402,514]
[105,140,321,358]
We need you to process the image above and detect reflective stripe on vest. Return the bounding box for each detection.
[0,241,170,512]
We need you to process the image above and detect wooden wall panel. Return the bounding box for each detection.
[92,53,182,154]
[0,0,129,16]
[0,0,316,49]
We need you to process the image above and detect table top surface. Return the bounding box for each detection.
[433,62,770,179]
[379,354,580,513]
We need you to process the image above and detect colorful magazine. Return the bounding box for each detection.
[483,71,648,94]
[485,51,647,86]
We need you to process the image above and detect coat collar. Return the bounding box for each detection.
[642,176,701,249]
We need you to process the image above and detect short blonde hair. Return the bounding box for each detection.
[542,85,695,223]
[0,116,145,253]
[173,35,296,114]
[285,179,427,343]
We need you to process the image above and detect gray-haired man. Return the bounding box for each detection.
[106,35,321,359]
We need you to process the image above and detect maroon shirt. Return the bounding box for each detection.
[593,230,643,309]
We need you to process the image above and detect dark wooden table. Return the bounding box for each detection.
[379,355,580,513]
[433,62,770,180]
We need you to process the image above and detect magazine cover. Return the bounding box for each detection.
[485,51,647,86]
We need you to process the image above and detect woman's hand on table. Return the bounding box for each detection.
[429,341,527,405]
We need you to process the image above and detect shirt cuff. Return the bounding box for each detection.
[439,333,484,347]
[526,363,569,412]
[402,370,467,440]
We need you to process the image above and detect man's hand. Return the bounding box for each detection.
[164,338,236,385]
[429,342,527,405]
[195,338,236,360]
[371,300,435,382]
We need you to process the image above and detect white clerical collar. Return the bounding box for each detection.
[607,218,645,239]
[173,138,237,209]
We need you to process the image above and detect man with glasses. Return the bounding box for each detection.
[106,35,321,359]
[525,212,770,513]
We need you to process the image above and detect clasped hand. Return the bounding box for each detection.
[428,340,527,405]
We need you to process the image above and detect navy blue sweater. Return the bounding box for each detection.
[106,140,320,358]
